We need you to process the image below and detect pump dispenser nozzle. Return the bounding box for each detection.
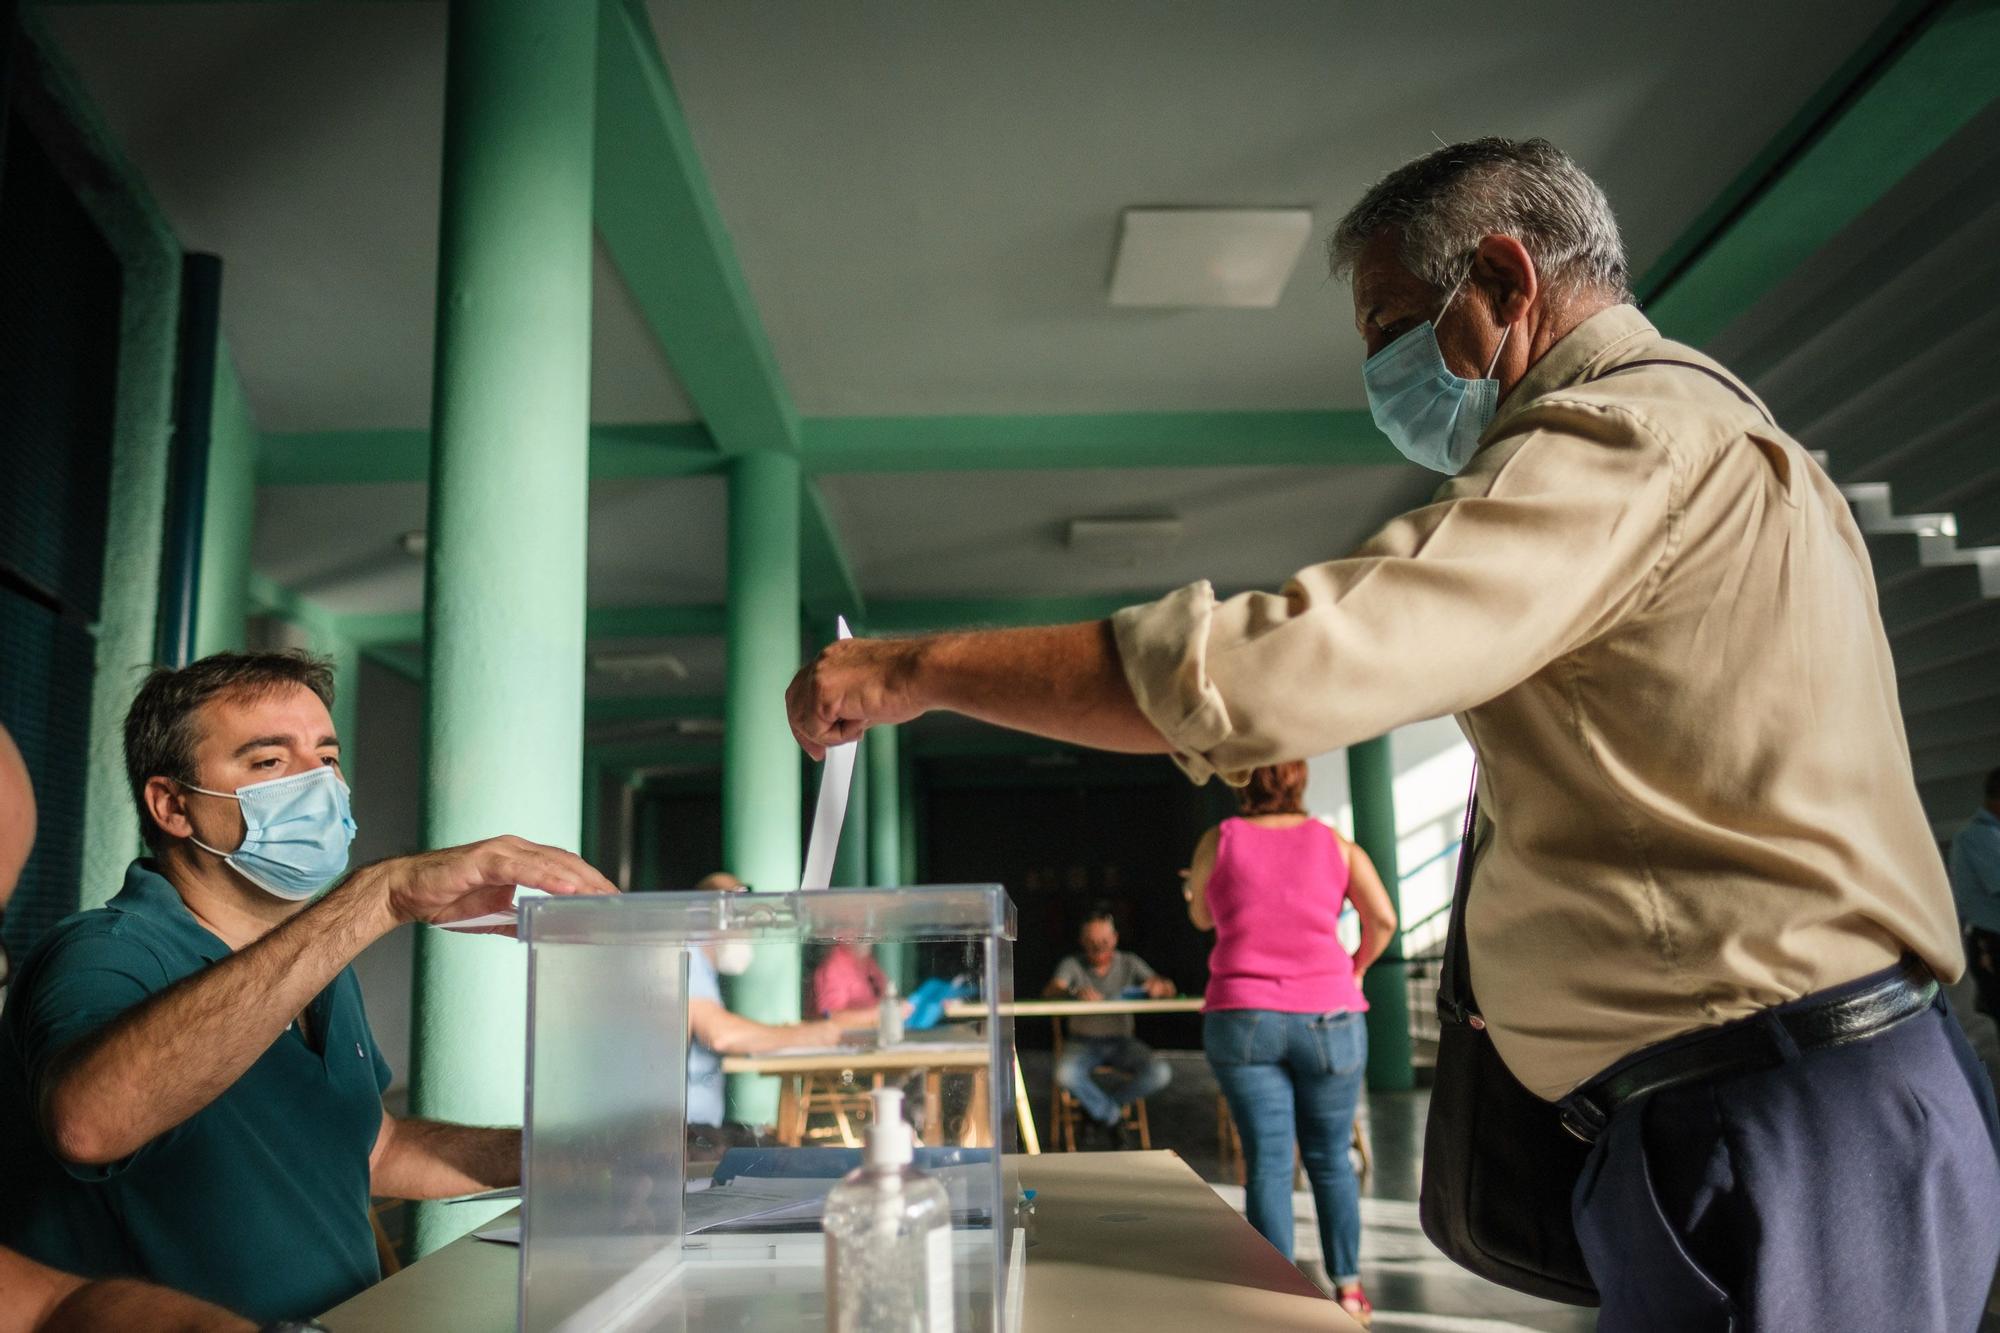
[866,1086,913,1168]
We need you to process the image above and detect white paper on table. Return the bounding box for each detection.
[472,1221,521,1246]
[432,886,550,933]
[799,616,856,891]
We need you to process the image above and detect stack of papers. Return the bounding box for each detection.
[434,887,550,933]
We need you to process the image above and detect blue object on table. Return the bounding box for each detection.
[905,975,975,1031]
[1120,985,1149,999]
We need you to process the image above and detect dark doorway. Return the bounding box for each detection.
[916,747,1231,1051]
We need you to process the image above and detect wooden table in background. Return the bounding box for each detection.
[944,996,1205,1153]
[722,1042,992,1147]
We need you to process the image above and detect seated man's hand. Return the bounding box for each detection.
[1074,985,1103,1002]
[817,1015,868,1044]
[1144,977,1176,999]
[364,835,620,932]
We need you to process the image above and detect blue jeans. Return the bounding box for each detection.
[1205,1009,1366,1282]
[1056,1036,1172,1125]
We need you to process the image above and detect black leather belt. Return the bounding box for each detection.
[1557,956,1938,1144]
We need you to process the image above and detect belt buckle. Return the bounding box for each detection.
[1559,1096,1607,1144]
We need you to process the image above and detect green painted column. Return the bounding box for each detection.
[579,756,606,871]
[722,449,802,1125]
[631,781,665,891]
[866,724,913,988]
[898,746,920,888]
[193,353,258,658]
[1349,736,1413,1091]
[409,0,596,1256]
[326,633,360,784]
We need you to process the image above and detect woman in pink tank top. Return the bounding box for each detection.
[1185,762,1397,1326]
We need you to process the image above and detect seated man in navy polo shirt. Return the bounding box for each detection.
[0,651,618,1324]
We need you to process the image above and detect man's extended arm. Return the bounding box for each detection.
[787,621,1166,760]
[790,424,1675,782]
[0,1246,252,1333]
[42,837,615,1167]
[687,998,841,1055]
[370,1110,520,1200]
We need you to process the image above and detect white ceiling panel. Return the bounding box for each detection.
[46,1,1900,430]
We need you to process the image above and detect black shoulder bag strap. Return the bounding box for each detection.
[1593,357,1776,427]
[1436,783,1480,1029]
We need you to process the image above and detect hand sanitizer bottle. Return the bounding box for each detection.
[880,979,904,1046]
[824,1087,954,1332]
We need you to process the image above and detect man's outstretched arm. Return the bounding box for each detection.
[786,621,1168,759]
[369,1109,520,1200]
[40,837,617,1167]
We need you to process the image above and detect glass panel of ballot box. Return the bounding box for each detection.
[519,885,1020,1332]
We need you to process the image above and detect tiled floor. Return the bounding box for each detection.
[1022,1049,1595,1331]
[1027,985,2000,1332]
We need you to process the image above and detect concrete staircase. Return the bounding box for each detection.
[1827,457,2000,841]
[1703,107,2000,848]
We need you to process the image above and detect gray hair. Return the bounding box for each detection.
[1329,137,1630,300]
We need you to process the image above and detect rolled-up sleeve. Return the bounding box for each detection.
[1113,404,1678,783]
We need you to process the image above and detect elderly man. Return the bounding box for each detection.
[0,724,252,1332]
[1042,907,1174,1147]
[0,652,617,1324]
[789,138,1999,1329]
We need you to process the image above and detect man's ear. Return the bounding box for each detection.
[144,776,194,842]
[1472,234,1538,324]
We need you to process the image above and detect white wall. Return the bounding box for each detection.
[346,656,424,1100]
[1305,715,1474,959]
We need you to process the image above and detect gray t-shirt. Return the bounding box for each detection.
[1052,951,1156,1037]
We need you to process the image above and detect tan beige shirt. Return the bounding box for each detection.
[1114,304,1962,1098]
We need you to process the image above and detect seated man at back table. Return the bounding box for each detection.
[0,652,619,1324]
[1043,906,1174,1148]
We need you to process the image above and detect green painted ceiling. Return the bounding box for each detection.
[39,0,1958,739]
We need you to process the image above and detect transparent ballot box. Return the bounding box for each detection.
[519,885,1020,1333]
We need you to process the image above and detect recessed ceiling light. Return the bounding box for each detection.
[1108,207,1312,308]
[588,649,690,680]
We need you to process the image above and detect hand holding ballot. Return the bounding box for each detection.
[785,623,1168,762]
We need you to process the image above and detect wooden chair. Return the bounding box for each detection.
[1217,1093,1370,1190]
[1050,1020,1153,1151]
[369,1201,403,1276]
[796,1069,879,1147]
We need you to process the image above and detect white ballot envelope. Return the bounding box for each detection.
[433,886,550,933]
[799,616,856,891]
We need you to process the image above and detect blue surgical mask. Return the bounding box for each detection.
[186,766,357,901]
[1363,271,1512,475]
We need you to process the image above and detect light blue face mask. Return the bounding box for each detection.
[1363,270,1513,475]
[186,765,357,901]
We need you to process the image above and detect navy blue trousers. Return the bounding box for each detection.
[1570,983,2000,1331]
